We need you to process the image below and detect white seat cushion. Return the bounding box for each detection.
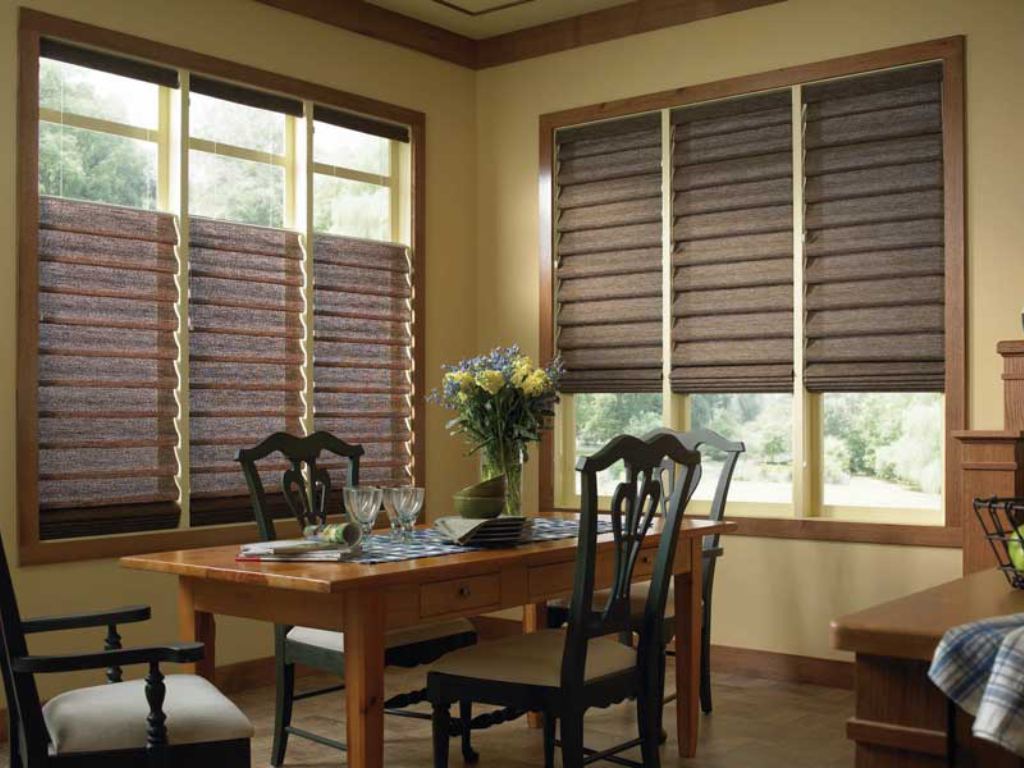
[287,617,476,653]
[550,582,675,619]
[430,629,636,688]
[43,674,253,755]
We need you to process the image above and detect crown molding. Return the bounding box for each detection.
[256,0,785,70]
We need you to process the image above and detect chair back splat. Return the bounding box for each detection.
[236,431,364,541]
[562,433,702,693]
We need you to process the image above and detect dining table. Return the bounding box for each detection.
[121,512,734,768]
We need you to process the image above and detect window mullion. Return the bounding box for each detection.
[791,84,817,518]
[171,70,191,528]
[299,102,315,435]
[660,109,681,430]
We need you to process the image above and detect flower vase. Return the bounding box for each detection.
[481,442,524,517]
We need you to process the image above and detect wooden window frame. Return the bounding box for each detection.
[17,9,427,565]
[538,36,965,548]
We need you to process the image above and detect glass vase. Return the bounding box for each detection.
[480,441,524,517]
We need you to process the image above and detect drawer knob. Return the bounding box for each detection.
[457,586,472,598]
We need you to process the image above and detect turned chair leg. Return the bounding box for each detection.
[271,655,295,767]
[543,713,557,768]
[432,702,452,768]
[459,699,479,763]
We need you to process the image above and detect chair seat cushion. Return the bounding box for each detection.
[430,629,636,688]
[287,617,476,654]
[551,582,675,619]
[43,674,253,755]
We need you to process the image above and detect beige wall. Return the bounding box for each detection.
[0,0,480,697]
[474,0,1024,660]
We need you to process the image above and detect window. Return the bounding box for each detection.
[543,42,965,540]
[822,393,943,514]
[39,56,161,209]
[19,24,422,562]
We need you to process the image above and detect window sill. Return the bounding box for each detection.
[19,518,307,567]
[546,507,961,548]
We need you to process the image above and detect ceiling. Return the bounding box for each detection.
[366,0,633,39]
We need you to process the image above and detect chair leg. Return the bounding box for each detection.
[459,699,479,764]
[700,597,713,714]
[560,712,585,768]
[271,657,295,767]
[656,649,668,744]
[432,702,452,768]
[543,714,557,768]
[638,675,662,768]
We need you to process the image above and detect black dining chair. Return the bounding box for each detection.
[0,531,252,767]
[548,426,743,715]
[427,432,702,768]
[236,431,480,765]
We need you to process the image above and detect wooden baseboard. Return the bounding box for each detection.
[709,644,854,690]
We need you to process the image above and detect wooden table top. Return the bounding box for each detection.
[831,568,1024,661]
[121,513,734,594]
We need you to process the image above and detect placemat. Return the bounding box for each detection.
[346,517,613,565]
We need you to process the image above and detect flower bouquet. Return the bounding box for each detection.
[431,345,561,516]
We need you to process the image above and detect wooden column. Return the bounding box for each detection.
[954,340,1024,573]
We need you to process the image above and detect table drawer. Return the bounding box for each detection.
[420,573,501,618]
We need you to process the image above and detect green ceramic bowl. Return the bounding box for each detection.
[457,475,507,498]
[453,494,505,519]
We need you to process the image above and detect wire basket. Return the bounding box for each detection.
[973,497,1024,589]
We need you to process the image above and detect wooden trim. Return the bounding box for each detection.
[942,38,967,529]
[537,116,555,511]
[845,718,947,756]
[255,0,783,71]
[16,22,41,563]
[537,37,967,545]
[256,0,477,69]
[19,9,422,128]
[18,11,427,565]
[476,0,785,69]
[708,644,854,690]
[539,35,964,128]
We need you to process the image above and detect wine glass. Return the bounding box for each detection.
[381,488,402,540]
[343,486,383,540]
[388,487,425,542]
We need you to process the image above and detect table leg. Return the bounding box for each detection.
[674,539,703,758]
[524,602,548,729]
[344,589,386,768]
[177,577,215,681]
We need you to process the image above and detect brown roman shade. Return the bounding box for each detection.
[670,91,794,393]
[36,197,180,540]
[313,234,414,500]
[803,63,945,392]
[554,113,663,393]
[313,104,410,143]
[189,75,303,117]
[188,218,304,526]
[40,39,179,89]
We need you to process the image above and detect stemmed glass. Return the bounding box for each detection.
[381,488,402,540]
[386,487,425,542]
[343,486,383,540]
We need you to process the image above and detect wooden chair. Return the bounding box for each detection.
[427,432,702,768]
[549,426,743,715]
[0,532,252,767]
[236,431,479,765]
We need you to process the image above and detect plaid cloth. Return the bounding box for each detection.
[341,517,614,565]
[929,613,1024,757]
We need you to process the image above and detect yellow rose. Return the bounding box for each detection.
[510,357,534,387]
[522,369,550,397]
[453,371,474,392]
[475,369,505,395]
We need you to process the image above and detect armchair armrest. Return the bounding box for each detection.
[22,605,151,634]
[11,642,204,674]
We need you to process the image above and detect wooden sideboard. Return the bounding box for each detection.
[955,340,1024,572]
[832,569,1024,767]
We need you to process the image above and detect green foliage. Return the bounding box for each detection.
[575,393,663,454]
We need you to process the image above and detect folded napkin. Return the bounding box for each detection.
[433,516,529,546]
[239,521,362,561]
[930,613,1024,757]
[434,516,490,545]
